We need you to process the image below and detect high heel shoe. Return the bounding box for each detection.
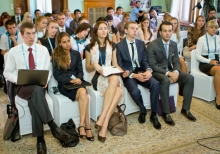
[94,116,102,130]
[215,98,220,110]
[85,128,94,141]
[78,126,86,139]
[98,135,106,143]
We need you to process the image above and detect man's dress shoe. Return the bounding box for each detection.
[181,110,196,121]
[138,113,146,123]
[37,142,47,154]
[150,116,161,130]
[162,114,175,126]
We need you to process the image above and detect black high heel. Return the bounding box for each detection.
[215,97,220,110]
[78,126,86,139]
[98,134,106,143]
[85,128,94,141]
[94,116,102,130]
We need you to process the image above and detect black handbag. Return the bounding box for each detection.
[60,118,79,147]
[3,104,21,142]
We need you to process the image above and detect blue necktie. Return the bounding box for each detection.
[164,43,169,59]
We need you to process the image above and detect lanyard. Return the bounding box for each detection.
[48,38,56,52]
[206,34,216,54]
[8,35,18,49]
[22,44,37,69]
[99,50,106,66]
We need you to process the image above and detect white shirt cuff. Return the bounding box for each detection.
[173,70,179,75]
[129,73,134,78]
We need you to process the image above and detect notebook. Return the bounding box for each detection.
[17,69,49,86]
[63,81,92,90]
[102,66,123,77]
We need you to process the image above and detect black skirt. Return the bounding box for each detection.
[199,54,219,75]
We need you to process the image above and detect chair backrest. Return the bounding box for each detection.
[82,59,89,81]
[180,30,187,39]
[191,49,200,72]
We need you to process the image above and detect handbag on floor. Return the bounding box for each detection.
[60,118,79,147]
[3,104,21,142]
[157,96,176,116]
[108,104,127,136]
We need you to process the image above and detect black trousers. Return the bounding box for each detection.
[16,85,53,137]
[153,72,194,114]
[123,77,160,114]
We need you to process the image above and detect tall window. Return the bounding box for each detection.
[36,0,52,13]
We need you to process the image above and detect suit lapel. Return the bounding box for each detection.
[123,39,132,62]
[135,40,141,65]
[158,38,168,59]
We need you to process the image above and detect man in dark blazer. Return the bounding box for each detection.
[117,21,161,129]
[57,12,74,36]
[147,21,196,126]
[11,6,23,25]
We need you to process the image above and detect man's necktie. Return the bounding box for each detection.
[28,48,35,70]
[17,16,20,24]
[164,43,169,59]
[130,42,138,68]
[10,39,14,49]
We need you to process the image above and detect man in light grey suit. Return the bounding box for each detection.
[147,21,196,126]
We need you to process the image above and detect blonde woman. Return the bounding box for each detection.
[35,16,48,39]
[169,17,187,73]
[17,12,32,30]
[196,20,220,109]
[64,8,73,28]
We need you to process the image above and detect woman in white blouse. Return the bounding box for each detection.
[136,17,153,45]
[169,17,187,73]
[70,23,91,59]
[196,20,220,110]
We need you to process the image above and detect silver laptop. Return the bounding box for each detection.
[17,69,49,86]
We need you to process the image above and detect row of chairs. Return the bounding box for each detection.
[15,60,179,136]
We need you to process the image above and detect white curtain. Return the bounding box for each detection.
[36,0,52,13]
[170,0,180,18]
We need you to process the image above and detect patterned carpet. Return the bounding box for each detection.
[0,88,220,154]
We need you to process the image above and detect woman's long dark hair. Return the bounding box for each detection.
[90,21,112,48]
[141,17,152,41]
[53,32,70,71]
[75,22,91,39]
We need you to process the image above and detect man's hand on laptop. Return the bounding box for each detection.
[70,78,82,85]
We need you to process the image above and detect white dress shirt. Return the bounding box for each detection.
[4,43,51,84]
[196,33,220,63]
[59,26,66,32]
[126,38,140,67]
[151,16,163,28]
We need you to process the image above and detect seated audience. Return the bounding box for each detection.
[70,9,82,33]
[105,15,119,43]
[106,7,120,28]
[0,19,23,56]
[33,9,41,24]
[38,20,58,58]
[35,16,48,39]
[116,21,161,129]
[44,13,53,20]
[52,10,58,20]
[53,32,94,141]
[147,21,196,126]
[4,22,72,154]
[195,20,220,109]
[136,17,154,45]
[11,6,23,25]
[183,15,206,62]
[85,21,123,142]
[206,7,216,22]
[0,14,11,38]
[17,12,33,30]
[114,6,123,21]
[149,8,163,32]
[57,12,74,35]
[63,8,73,28]
[169,17,187,73]
[70,23,91,59]
[117,12,130,41]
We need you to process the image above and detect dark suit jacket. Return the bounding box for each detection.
[59,27,74,36]
[53,49,83,86]
[116,38,151,75]
[147,37,180,75]
[11,15,23,23]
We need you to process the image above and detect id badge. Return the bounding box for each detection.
[208,53,215,60]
